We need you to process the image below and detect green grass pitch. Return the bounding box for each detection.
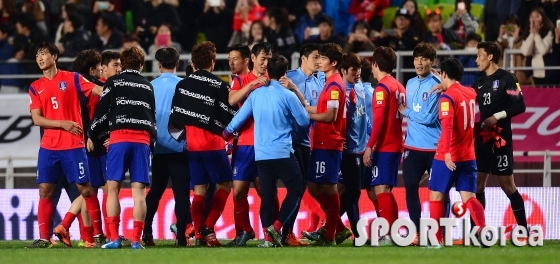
[2,240,560,264]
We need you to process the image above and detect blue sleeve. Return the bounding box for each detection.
[366,116,372,135]
[286,91,310,127]
[226,93,254,133]
[403,92,439,125]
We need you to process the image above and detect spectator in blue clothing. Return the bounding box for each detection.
[294,0,325,45]
[457,32,482,86]
[0,23,23,93]
[323,0,354,37]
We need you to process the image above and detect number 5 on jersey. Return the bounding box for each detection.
[51,97,58,109]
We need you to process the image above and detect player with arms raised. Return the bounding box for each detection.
[429,58,487,248]
[27,42,104,248]
[472,42,527,238]
[363,46,405,246]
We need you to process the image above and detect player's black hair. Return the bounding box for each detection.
[318,43,343,67]
[440,58,464,81]
[185,63,194,76]
[72,49,102,74]
[267,55,289,80]
[476,41,501,64]
[101,51,120,66]
[66,12,84,30]
[155,47,180,70]
[251,42,273,57]
[360,57,373,82]
[371,46,396,73]
[412,43,437,61]
[300,43,320,58]
[227,44,251,60]
[35,42,59,61]
[338,52,362,73]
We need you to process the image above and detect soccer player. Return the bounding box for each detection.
[90,47,157,250]
[227,44,251,80]
[397,43,445,245]
[303,43,347,246]
[363,46,406,246]
[337,52,366,243]
[473,41,527,237]
[283,43,325,246]
[429,58,487,248]
[227,42,273,246]
[99,51,121,82]
[142,47,191,247]
[72,49,106,247]
[26,42,104,248]
[171,41,234,247]
[224,55,309,248]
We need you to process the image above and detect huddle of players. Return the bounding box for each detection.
[25,37,527,249]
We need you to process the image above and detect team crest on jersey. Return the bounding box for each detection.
[422,92,428,101]
[312,90,318,99]
[59,81,67,91]
[492,80,499,90]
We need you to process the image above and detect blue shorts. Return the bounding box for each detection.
[189,150,233,186]
[307,149,342,184]
[367,152,401,187]
[88,155,107,187]
[232,146,258,182]
[37,148,90,185]
[429,159,477,194]
[106,142,151,185]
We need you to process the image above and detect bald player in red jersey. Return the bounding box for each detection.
[302,43,347,246]
[226,42,273,246]
[428,58,487,247]
[363,47,406,246]
[26,42,104,248]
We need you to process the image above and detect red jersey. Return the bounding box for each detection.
[367,75,405,152]
[29,70,96,150]
[186,125,225,151]
[312,72,346,151]
[230,72,266,146]
[435,83,477,162]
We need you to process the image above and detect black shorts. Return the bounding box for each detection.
[402,149,435,185]
[475,137,514,176]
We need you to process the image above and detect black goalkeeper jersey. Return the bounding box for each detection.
[471,68,525,129]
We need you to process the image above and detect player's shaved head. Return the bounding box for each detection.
[121,46,145,71]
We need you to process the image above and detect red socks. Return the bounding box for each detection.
[303,191,325,219]
[38,198,53,240]
[77,213,85,241]
[273,220,283,232]
[263,228,273,242]
[83,195,103,235]
[84,226,94,243]
[234,197,253,234]
[390,194,399,220]
[430,201,445,241]
[308,213,320,232]
[323,194,341,241]
[191,195,205,237]
[376,193,397,226]
[102,193,110,238]
[205,189,229,230]
[233,199,242,235]
[106,216,120,241]
[372,199,380,216]
[61,212,77,231]
[466,198,486,230]
[132,221,144,243]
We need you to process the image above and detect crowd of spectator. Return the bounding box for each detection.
[1,0,560,93]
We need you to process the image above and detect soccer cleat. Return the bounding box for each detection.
[266,226,283,247]
[53,225,72,247]
[283,232,309,246]
[83,241,96,248]
[94,234,107,247]
[226,236,239,247]
[301,226,326,242]
[453,239,464,245]
[310,238,336,246]
[142,234,156,247]
[120,235,131,246]
[49,238,58,246]
[131,241,145,249]
[170,223,178,236]
[236,231,256,247]
[186,223,195,238]
[199,225,221,247]
[426,241,443,249]
[378,235,394,246]
[194,238,207,247]
[410,233,419,246]
[77,239,85,247]
[25,239,53,248]
[335,228,353,245]
[101,238,122,249]
[258,240,275,248]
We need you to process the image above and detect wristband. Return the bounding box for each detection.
[493,111,507,120]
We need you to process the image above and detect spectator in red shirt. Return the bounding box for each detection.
[348,0,390,32]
